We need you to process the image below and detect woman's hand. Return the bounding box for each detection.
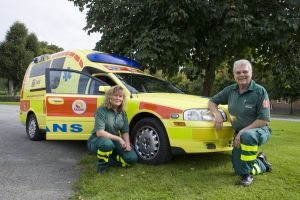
[118,137,126,149]
[124,142,132,151]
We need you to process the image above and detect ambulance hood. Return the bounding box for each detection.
[133,93,211,111]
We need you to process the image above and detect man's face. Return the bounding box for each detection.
[233,64,252,87]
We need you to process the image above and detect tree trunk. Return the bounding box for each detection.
[8,79,14,96]
[202,61,216,97]
[289,101,293,115]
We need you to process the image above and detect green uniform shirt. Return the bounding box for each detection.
[210,80,270,132]
[91,106,129,137]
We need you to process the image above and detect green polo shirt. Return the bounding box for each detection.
[91,106,129,137]
[210,80,270,132]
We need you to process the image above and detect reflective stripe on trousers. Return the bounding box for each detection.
[115,154,130,167]
[251,163,261,175]
[97,149,113,163]
[240,144,258,162]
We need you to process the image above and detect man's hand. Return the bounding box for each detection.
[234,132,241,148]
[208,101,223,130]
[214,114,224,130]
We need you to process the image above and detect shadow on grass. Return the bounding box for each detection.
[45,140,87,154]
[171,152,232,165]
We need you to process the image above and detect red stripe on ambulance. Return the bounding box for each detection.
[46,96,97,117]
[139,102,182,119]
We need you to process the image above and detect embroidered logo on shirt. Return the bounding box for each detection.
[263,99,269,108]
[245,104,254,109]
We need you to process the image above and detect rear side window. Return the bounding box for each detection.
[30,61,51,77]
[47,69,108,95]
[51,57,65,69]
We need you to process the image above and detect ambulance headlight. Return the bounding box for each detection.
[183,109,227,121]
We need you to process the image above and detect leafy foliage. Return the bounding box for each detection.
[70,0,300,96]
[0,22,33,90]
[0,21,64,94]
[39,41,63,55]
[269,32,300,113]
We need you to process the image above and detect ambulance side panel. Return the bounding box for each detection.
[44,68,107,140]
[20,60,51,130]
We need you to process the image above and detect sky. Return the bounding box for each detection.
[0,0,100,50]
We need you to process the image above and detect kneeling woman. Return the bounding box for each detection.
[87,85,138,174]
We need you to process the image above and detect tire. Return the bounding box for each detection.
[131,117,172,165]
[26,114,45,141]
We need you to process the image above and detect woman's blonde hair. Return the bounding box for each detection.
[102,85,127,112]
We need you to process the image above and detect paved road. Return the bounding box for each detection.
[271,116,300,122]
[0,105,87,200]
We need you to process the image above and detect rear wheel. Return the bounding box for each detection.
[26,114,45,141]
[131,117,172,165]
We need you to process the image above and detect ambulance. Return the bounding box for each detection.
[20,49,233,164]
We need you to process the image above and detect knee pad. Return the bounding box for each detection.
[240,131,257,145]
[98,139,114,152]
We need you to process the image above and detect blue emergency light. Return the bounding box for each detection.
[87,53,141,69]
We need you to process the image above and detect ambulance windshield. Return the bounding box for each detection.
[115,73,183,94]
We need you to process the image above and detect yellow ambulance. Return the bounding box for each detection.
[20,49,233,164]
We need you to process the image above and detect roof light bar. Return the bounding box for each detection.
[87,53,141,69]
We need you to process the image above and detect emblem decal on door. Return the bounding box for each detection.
[72,100,87,114]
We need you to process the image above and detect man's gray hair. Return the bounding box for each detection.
[233,59,252,72]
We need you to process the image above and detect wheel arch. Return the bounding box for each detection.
[129,112,172,164]
[129,112,168,138]
[26,110,45,132]
[26,110,36,124]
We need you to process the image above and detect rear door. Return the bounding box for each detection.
[45,68,108,140]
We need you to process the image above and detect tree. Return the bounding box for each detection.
[0,22,64,95]
[70,0,300,96]
[39,41,63,55]
[269,31,300,114]
[26,33,40,57]
[0,22,33,95]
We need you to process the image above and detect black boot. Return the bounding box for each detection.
[257,152,272,172]
[240,174,253,186]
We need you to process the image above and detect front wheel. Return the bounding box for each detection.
[131,117,172,165]
[26,114,45,141]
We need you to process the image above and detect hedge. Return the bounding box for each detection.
[0,95,20,102]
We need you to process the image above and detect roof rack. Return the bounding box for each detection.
[33,54,51,63]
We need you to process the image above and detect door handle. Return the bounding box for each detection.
[48,97,64,105]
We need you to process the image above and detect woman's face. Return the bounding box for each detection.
[110,90,124,108]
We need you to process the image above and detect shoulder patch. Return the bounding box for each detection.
[263,99,269,108]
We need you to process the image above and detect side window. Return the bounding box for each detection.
[88,79,103,95]
[97,76,116,86]
[30,61,51,77]
[87,75,115,95]
[47,69,106,95]
[51,57,65,69]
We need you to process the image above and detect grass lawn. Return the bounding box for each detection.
[0,101,19,105]
[72,120,300,199]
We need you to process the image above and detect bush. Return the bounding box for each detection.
[0,95,20,102]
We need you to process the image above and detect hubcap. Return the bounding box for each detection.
[28,119,37,138]
[135,126,160,160]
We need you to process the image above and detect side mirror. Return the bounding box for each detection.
[98,86,111,94]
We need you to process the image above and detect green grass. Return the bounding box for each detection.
[73,120,300,199]
[0,101,19,105]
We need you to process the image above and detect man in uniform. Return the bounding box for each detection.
[208,59,272,186]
